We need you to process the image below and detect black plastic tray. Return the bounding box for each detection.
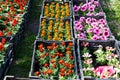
[72,0,105,17]
[77,40,120,80]
[41,1,72,19]
[29,40,79,80]
[36,18,73,41]
[73,15,115,41]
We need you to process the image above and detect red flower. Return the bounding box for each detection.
[0,31,4,36]
[7,31,12,36]
[0,42,4,51]
[12,19,18,26]
[0,8,2,11]
[35,71,40,76]
[2,38,6,44]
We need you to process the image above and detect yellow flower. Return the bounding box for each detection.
[59,33,63,37]
[56,3,60,7]
[60,23,64,27]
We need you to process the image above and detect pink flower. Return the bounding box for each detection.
[92,35,99,40]
[74,21,81,26]
[99,35,107,40]
[103,31,110,37]
[76,24,83,31]
[92,18,97,22]
[84,59,93,65]
[81,3,88,12]
[82,53,92,58]
[94,66,116,78]
[96,12,104,16]
[79,17,85,22]
[112,54,118,58]
[86,12,92,16]
[91,22,98,27]
[86,18,92,24]
[99,19,107,26]
[89,4,95,11]
[104,28,109,32]
[74,5,80,12]
[94,1,99,6]
[94,28,102,35]
[77,33,85,39]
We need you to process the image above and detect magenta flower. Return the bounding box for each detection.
[86,12,92,16]
[86,17,92,24]
[92,35,99,40]
[94,66,116,78]
[81,3,88,12]
[94,28,102,35]
[100,36,107,40]
[92,18,97,22]
[77,33,85,39]
[79,17,85,22]
[94,1,99,6]
[74,5,80,12]
[91,22,98,27]
[104,28,109,32]
[99,19,107,26]
[89,4,95,11]
[103,31,110,37]
[96,12,104,16]
[74,21,80,26]
[76,24,83,31]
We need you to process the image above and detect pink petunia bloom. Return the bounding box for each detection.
[99,19,107,26]
[94,28,102,36]
[86,12,92,16]
[104,28,109,32]
[92,18,97,22]
[92,35,99,40]
[76,24,83,31]
[86,17,92,24]
[84,59,93,65]
[91,22,98,27]
[79,17,85,22]
[89,4,96,11]
[99,36,107,40]
[103,31,110,37]
[94,1,99,6]
[74,5,80,12]
[77,33,85,39]
[94,66,116,78]
[81,3,88,12]
[74,21,81,26]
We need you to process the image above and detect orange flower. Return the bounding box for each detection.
[34,71,40,76]
[0,42,4,51]
[47,69,52,74]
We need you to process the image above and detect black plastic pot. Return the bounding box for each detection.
[29,40,79,80]
[36,18,74,41]
[77,40,120,80]
[73,15,115,41]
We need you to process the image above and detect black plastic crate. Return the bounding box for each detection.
[77,40,120,80]
[73,15,115,41]
[72,0,105,17]
[29,40,79,80]
[36,18,73,41]
[0,49,13,79]
[41,1,72,19]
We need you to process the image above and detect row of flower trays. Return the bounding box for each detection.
[0,0,30,79]
[29,0,120,80]
[0,0,29,50]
